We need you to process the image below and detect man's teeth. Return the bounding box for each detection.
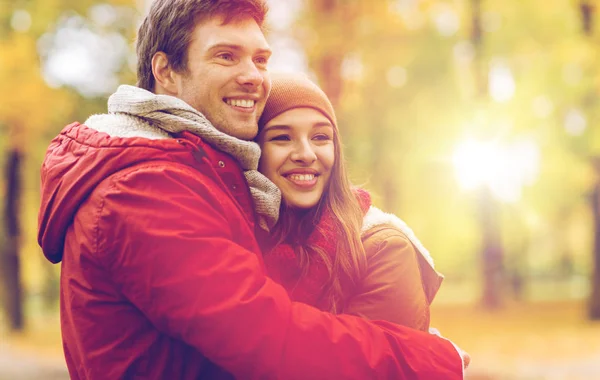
[226,99,255,108]
[288,174,315,181]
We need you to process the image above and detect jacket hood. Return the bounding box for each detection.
[362,206,435,267]
[38,118,196,263]
[361,205,443,304]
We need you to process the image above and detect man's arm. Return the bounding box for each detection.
[95,164,463,380]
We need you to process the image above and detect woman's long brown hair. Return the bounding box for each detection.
[268,128,367,313]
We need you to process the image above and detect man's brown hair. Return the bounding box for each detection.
[136,0,268,91]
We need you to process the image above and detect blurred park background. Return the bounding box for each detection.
[1,0,600,379]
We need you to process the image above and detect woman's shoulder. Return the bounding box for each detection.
[360,206,444,304]
[361,223,410,254]
[361,206,435,267]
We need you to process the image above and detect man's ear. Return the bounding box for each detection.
[152,52,179,95]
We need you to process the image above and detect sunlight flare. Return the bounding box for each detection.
[453,138,540,203]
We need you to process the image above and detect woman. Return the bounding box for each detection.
[256,73,443,331]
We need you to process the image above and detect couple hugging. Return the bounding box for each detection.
[37,0,469,378]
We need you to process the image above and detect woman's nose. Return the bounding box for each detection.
[290,140,317,164]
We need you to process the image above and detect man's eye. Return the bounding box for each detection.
[217,53,234,61]
[270,135,290,141]
[255,56,269,65]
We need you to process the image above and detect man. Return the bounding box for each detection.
[38,0,466,379]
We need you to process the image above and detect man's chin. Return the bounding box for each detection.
[207,116,256,140]
[228,123,258,141]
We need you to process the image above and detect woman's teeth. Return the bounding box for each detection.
[226,99,255,108]
[288,174,315,181]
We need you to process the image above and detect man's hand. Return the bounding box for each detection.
[429,327,471,369]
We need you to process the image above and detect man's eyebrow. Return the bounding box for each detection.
[207,43,272,56]
[207,43,243,52]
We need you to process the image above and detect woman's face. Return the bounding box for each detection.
[258,107,335,209]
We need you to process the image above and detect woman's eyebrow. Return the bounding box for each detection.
[264,125,291,132]
[313,122,333,129]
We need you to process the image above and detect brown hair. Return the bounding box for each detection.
[136,0,268,91]
[270,133,367,314]
[260,74,367,313]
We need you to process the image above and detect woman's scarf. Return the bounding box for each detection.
[262,189,371,310]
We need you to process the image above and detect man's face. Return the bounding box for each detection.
[173,16,271,140]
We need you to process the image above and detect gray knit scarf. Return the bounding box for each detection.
[107,85,281,231]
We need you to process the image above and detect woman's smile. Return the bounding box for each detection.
[283,170,320,188]
[258,107,335,209]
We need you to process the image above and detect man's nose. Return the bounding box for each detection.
[291,140,317,164]
[236,59,264,88]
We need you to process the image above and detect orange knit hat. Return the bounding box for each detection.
[259,72,337,131]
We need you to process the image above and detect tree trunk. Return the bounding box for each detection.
[589,179,600,320]
[470,0,505,309]
[311,0,345,110]
[471,0,487,98]
[579,1,594,36]
[316,55,344,110]
[1,148,24,331]
[479,187,504,309]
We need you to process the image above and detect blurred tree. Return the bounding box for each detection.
[573,0,600,320]
[2,148,24,330]
[300,0,358,109]
[589,159,600,319]
[296,0,599,309]
[300,0,508,307]
[471,0,504,310]
[0,0,136,331]
[300,0,421,213]
[580,0,595,36]
[0,29,73,331]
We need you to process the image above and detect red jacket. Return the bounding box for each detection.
[38,122,463,380]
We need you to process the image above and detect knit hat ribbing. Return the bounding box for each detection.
[259,72,337,131]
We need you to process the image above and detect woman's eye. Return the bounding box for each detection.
[270,135,290,141]
[313,134,332,141]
